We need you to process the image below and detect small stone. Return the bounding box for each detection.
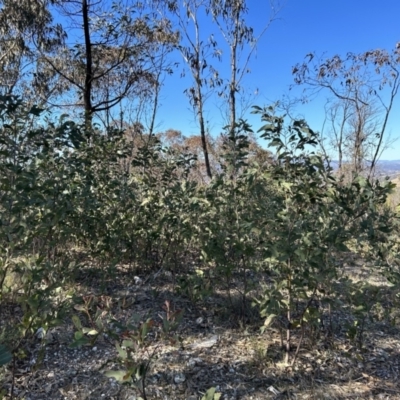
[188,357,202,368]
[190,335,218,349]
[267,386,281,395]
[174,372,186,384]
[36,327,46,339]
[45,331,54,342]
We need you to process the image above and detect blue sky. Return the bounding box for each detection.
[156,0,400,160]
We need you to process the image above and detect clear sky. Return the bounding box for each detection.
[155,0,400,160]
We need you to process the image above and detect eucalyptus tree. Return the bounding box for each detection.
[321,96,382,177]
[292,45,400,177]
[157,0,220,178]
[209,0,281,135]
[0,0,64,100]
[157,0,279,178]
[36,0,177,128]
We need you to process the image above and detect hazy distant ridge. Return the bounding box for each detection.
[329,160,400,177]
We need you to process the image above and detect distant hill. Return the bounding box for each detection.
[328,160,400,179]
[374,160,400,178]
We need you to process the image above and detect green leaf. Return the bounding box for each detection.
[72,315,82,330]
[140,198,151,206]
[122,339,135,349]
[263,314,277,328]
[116,342,127,359]
[281,182,293,191]
[201,387,220,400]
[69,335,90,348]
[82,328,98,336]
[204,387,221,400]
[104,370,132,382]
[74,331,84,340]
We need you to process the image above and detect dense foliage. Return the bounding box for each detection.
[0,1,399,398]
[0,96,399,391]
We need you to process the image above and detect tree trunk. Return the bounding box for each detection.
[82,0,93,129]
[228,8,240,136]
[197,87,212,179]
